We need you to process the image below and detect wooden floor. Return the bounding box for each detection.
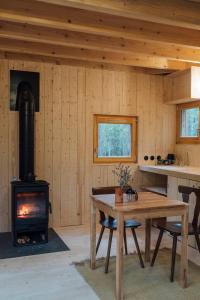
[0,225,193,300]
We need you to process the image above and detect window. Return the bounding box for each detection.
[93,115,137,163]
[177,101,200,143]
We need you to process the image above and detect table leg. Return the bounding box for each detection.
[116,212,124,300]
[180,208,188,288]
[145,219,152,262]
[90,199,96,269]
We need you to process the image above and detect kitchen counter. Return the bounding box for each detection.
[139,165,200,182]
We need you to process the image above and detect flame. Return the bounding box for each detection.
[18,206,29,216]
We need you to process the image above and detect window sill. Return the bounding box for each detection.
[176,138,200,144]
[93,161,138,166]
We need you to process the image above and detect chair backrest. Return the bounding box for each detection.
[178,185,200,229]
[92,186,117,223]
[92,186,118,195]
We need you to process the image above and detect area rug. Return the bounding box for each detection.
[75,249,200,300]
[0,228,70,259]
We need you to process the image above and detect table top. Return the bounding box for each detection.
[91,192,188,213]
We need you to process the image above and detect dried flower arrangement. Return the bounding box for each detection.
[112,164,134,191]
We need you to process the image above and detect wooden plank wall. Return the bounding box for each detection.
[175,144,200,167]
[0,59,176,231]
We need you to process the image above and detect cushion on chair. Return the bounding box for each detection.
[101,218,141,229]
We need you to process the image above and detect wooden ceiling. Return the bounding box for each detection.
[1,0,200,72]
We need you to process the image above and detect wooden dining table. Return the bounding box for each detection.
[90,192,189,300]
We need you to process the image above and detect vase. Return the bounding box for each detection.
[115,187,123,203]
[125,188,138,201]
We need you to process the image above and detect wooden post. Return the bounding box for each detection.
[180,207,188,288]
[90,197,96,269]
[116,212,124,300]
[145,218,152,262]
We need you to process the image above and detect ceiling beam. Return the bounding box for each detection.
[0,21,200,62]
[0,1,200,70]
[1,1,200,50]
[34,0,200,30]
[0,51,177,75]
[0,37,190,70]
[1,21,200,63]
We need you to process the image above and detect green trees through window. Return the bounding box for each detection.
[98,123,131,158]
[181,107,199,137]
[177,101,200,143]
[93,115,137,163]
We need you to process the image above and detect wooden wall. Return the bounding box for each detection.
[0,59,176,231]
[175,144,200,167]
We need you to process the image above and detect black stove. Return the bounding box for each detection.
[11,81,51,246]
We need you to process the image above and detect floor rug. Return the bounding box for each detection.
[75,249,200,300]
[0,228,70,259]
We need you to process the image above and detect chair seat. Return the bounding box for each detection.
[154,220,200,235]
[101,218,141,230]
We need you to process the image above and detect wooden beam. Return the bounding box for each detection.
[0,50,178,75]
[0,37,190,70]
[1,1,200,50]
[34,0,200,30]
[1,21,200,63]
[0,51,144,71]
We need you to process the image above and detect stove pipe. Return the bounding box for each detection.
[17,81,36,182]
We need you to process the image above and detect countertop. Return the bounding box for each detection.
[139,165,200,182]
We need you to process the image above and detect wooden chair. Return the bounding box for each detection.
[92,186,144,273]
[151,185,200,282]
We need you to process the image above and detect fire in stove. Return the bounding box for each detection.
[18,205,29,217]
[17,203,41,218]
[16,192,46,219]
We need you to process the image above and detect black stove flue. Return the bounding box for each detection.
[11,80,50,246]
[18,81,35,182]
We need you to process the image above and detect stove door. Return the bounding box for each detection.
[16,191,46,219]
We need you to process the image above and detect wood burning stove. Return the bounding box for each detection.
[11,181,50,246]
[11,81,51,246]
